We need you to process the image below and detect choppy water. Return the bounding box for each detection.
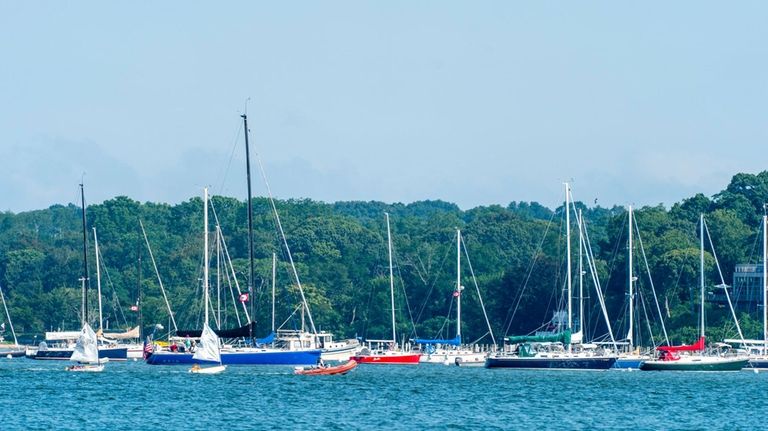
[0,358,765,430]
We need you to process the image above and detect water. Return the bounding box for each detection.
[1,359,765,430]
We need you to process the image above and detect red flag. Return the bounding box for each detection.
[130,305,139,312]
[239,293,249,303]
[452,291,460,297]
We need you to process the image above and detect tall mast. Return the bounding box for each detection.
[204,188,210,325]
[763,214,767,352]
[80,184,89,326]
[242,114,256,339]
[93,228,103,332]
[456,229,462,340]
[700,214,705,338]
[565,183,573,334]
[386,213,397,344]
[628,205,634,350]
[578,209,584,337]
[138,242,142,341]
[216,224,221,329]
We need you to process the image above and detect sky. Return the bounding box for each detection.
[1,2,766,213]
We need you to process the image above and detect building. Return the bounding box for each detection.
[709,264,764,314]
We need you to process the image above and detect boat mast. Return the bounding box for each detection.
[456,228,462,341]
[763,213,767,354]
[700,214,705,339]
[565,183,573,337]
[628,205,634,351]
[578,209,584,338]
[80,183,90,326]
[386,213,397,345]
[216,224,221,329]
[93,228,103,332]
[204,188,210,326]
[242,113,256,340]
[137,242,142,341]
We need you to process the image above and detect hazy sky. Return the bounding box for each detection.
[2,2,766,213]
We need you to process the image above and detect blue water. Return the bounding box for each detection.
[1,358,766,430]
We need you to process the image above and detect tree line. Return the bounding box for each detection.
[1,171,767,347]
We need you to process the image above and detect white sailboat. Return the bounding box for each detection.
[189,188,226,374]
[67,323,106,372]
[417,229,495,366]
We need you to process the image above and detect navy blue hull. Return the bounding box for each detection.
[485,356,617,370]
[748,359,768,369]
[146,349,321,366]
[26,347,128,361]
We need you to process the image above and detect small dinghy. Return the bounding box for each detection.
[295,359,358,376]
[188,323,227,375]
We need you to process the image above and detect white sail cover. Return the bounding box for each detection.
[193,323,221,363]
[70,323,99,364]
[571,330,584,344]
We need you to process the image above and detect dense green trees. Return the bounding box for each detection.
[1,171,768,347]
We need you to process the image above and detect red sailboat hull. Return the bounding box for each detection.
[352,353,421,365]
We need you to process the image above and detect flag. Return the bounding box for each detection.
[239,293,249,303]
[130,305,139,312]
[143,337,154,360]
[452,290,460,298]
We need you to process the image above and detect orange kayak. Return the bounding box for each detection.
[294,359,358,375]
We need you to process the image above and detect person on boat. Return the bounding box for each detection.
[184,336,191,351]
[170,342,178,352]
[317,358,326,368]
[191,363,200,371]
[190,340,196,353]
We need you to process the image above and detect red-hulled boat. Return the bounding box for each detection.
[295,359,358,375]
[352,349,421,365]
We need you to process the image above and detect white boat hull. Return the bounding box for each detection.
[189,364,227,374]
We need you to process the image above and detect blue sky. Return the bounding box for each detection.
[1,2,766,212]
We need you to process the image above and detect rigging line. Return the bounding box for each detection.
[0,283,18,345]
[572,199,617,347]
[633,214,669,345]
[208,197,251,322]
[461,232,497,347]
[139,220,177,331]
[392,241,419,339]
[96,245,128,328]
[412,242,452,326]
[252,144,317,336]
[637,280,656,348]
[501,210,557,335]
[216,120,244,197]
[703,218,745,341]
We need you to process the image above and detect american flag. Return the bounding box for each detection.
[143,336,154,360]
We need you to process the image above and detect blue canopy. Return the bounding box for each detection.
[254,332,276,346]
[412,335,461,346]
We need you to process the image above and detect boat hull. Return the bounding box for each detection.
[485,355,617,370]
[295,359,358,375]
[748,358,768,369]
[189,364,227,374]
[612,356,649,370]
[351,353,421,365]
[146,349,321,366]
[640,357,748,371]
[26,346,128,361]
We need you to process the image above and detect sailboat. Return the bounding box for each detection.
[352,213,421,365]
[613,206,652,369]
[27,184,127,361]
[640,214,748,371]
[66,322,106,372]
[145,187,320,366]
[486,183,618,370]
[0,283,24,358]
[719,215,768,369]
[189,324,226,374]
[415,229,494,366]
